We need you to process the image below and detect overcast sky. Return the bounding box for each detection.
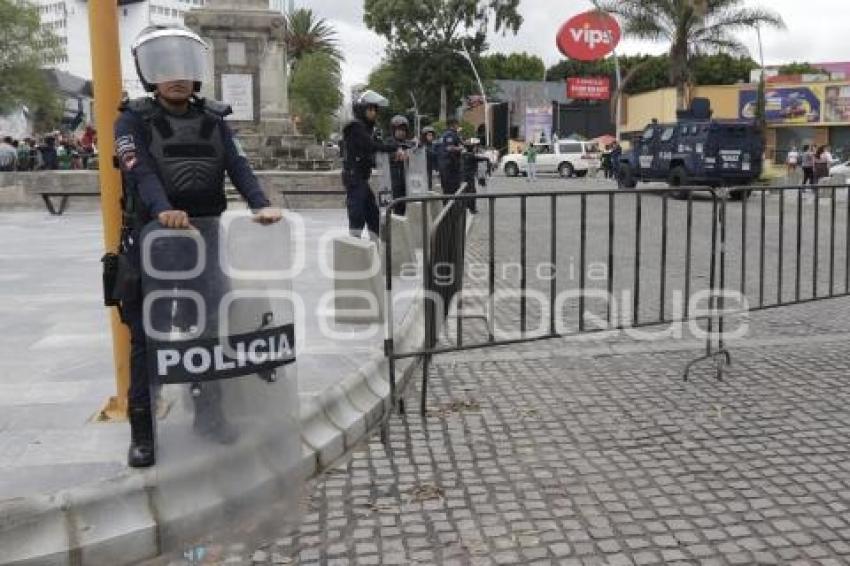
[297,0,850,95]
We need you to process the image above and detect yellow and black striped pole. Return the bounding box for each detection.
[89,0,131,421]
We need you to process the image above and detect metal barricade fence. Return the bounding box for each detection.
[382,183,850,425]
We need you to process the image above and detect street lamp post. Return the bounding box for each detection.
[457,43,491,148]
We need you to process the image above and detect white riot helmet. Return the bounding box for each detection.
[353,90,389,121]
[132,25,210,93]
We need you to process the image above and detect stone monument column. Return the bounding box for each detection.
[186,0,296,167]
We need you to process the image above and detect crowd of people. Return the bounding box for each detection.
[786,144,839,185]
[0,126,97,172]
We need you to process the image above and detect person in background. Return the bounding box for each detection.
[461,138,489,214]
[15,139,29,171]
[39,136,59,170]
[786,145,799,179]
[814,145,830,184]
[56,138,72,170]
[801,145,815,186]
[611,141,622,179]
[342,90,403,239]
[437,119,464,197]
[388,115,413,216]
[524,143,538,183]
[823,145,835,166]
[0,137,17,172]
[80,125,96,169]
[420,126,437,190]
[601,144,614,179]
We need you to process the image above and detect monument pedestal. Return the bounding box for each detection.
[187,0,325,170]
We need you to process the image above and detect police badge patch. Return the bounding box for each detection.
[116,134,138,170]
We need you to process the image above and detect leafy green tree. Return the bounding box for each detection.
[548,53,757,96]
[777,62,828,76]
[596,0,784,109]
[365,59,413,120]
[284,8,342,69]
[363,0,523,119]
[0,0,64,118]
[692,53,757,85]
[480,52,545,81]
[289,52,342,140]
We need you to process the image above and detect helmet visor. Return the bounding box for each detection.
[136,34,209,85]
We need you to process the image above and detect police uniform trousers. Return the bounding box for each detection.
[439,168,461,196]
[344,172,380,236]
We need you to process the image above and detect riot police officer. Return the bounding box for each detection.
[461,138,489,214]
[389,115,414,215]
[420,126,437,190]
[437,119,464,196]
[113,25,281,468]
[341,91,404,239]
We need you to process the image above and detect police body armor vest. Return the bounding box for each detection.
[342,118,376,179]
[125,97,230,218]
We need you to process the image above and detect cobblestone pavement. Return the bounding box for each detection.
[153,177,850,566]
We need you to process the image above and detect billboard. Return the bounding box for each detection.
[525,106,553,143]
[825,85,850,123]
[739,86,821,124]
[567,77,611,100]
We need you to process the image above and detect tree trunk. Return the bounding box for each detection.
[676,83,688,112]
[440,85,447,123]
[670,41,690,111]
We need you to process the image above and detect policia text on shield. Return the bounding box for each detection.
[104,25,284,468]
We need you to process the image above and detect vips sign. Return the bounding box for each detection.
[556,11,621,61]
[567,77,611,100]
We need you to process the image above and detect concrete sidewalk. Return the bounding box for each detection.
[0,210,426,565]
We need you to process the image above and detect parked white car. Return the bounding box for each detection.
[499,140,601,178]
[829,160,850,179]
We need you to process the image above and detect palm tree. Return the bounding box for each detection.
[596,0,784,110]
[284,8,343,69]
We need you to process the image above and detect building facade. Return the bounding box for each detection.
[618,61,850,166]
[32,0,289,97]
[622,75,850,166]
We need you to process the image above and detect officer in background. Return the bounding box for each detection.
[341,91,404,239]
[114,25,281,468]
[437,118,464,196]
[388,115,414,216]
[420,126,437,190]
[461,138,489,214]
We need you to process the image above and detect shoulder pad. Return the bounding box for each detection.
[343,120,363,134]
[119,97,157,118]
[195,98,233,118]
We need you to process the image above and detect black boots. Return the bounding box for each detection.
[192,383,239,445]
[127,406,155,468]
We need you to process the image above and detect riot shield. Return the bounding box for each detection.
[405,146,429,195]
[140,212,301,542]
[374,151,393,209]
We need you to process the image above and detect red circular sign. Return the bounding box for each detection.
[556,11,621,61]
